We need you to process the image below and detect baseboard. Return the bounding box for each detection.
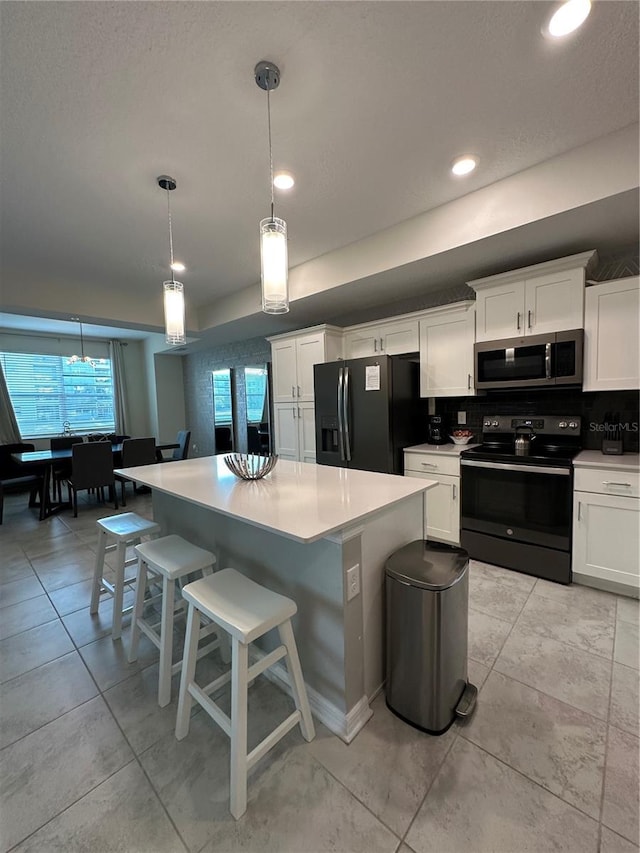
[252,647,373,743]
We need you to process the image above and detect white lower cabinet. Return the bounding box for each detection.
[273,401,316,463]
[404,449,460,545]
[573,470,640,595]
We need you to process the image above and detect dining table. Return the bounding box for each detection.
[12,444,124,520]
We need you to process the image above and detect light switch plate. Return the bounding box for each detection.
[346,564,360,601]
[457,411,467,425]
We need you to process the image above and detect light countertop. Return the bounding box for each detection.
[115,456,436,544]
[404,442,479,456]
[573,450,640,471]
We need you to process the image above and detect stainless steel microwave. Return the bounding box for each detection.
[474,329,583,390]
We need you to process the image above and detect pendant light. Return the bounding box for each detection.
[67,318,95,366]
[255,61,289,314]
[158,175,186,345]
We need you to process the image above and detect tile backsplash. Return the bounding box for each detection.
[437,389,639,452]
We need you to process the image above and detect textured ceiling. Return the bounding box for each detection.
[1,1,639,338]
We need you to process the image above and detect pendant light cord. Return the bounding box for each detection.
[79,321,85,359]
[166,189,175,281]
[267,86,274,220]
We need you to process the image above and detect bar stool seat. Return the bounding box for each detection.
[175,568,315,820]
[128,534,218,707]
[91,512,161,640]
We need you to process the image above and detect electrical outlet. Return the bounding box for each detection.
[428,398,436,416]
[346,564,360,601]
[457,411,467,425]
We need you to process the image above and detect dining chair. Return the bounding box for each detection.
[157,429,191,462]
[50,436,84,502]
[0,443,43,524]
[115,437,157,505]
[66,441,118,517]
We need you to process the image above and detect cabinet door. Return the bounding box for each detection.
[475,281,525,342]
[573,492,640,593]
[296,334,326,401]
[297,402,317,463]
[380,318,419,355]
[271,340,298,403]
[405,471,459,544]
[419,308,475,397]
[525,268,584,335]
[584,277,640,391]
[273,403,298,460]
[344,329,378,359]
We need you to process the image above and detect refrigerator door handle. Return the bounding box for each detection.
[343,366,352,462]
[337,367,345,461]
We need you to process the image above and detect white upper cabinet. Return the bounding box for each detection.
[269,326,343,403]
[470,251,598,342]
[419,301,476,397]
[343,316,419,359]
[583,277,640,391]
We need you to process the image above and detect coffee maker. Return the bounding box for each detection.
[426,415,448,445]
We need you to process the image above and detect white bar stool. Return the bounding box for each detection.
[128,534,219,707]
[175,568,315,820]
[91,512,161,640]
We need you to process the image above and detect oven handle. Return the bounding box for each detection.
[461,459,570,476]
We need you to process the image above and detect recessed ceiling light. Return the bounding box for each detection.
[273,171,295,190]
[451,156,478,176]
[545,0,591,38]
[170,261,186,272]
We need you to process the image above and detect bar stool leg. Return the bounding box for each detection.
[278,620,315,742]
[128,557,148,663]
[111,538,127,640]
[175,602,200,740]
[158,575,176,707]
[90,529,107,615]
[230,637,250,820]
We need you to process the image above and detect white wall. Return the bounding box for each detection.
[142,334,187,445]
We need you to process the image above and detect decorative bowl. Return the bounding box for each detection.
[450,434,473,445]
[224,453,278,480]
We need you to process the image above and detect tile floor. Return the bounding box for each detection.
[0,488,638,853]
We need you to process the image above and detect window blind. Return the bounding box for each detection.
[1,351,116,438]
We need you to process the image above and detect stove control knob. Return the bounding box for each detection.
[484,420,491,428]
[558,421,568,429]
[568,421,578,429]
[491,420,499,427]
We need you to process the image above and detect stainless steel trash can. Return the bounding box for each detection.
[385,540,477,734]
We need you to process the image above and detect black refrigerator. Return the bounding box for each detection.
[314,355,426,474]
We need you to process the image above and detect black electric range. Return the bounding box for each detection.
[460,415,582,584]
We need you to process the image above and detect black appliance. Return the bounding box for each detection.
[474,329,583,390]
[427,415,448,445]
[460,414,582,584]
[314,355,424,474]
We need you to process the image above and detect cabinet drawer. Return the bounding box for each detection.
[575,467,640,498]
[404,452,460,477]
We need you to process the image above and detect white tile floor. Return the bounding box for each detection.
[0,488,638,853]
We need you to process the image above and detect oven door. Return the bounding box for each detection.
[461,459,572,551]
[475,333,553,389]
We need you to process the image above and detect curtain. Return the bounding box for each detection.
[109,340,129,435]
[0,359,21,443]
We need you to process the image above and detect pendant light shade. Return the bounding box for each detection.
[163,280,186,345]
[260,216,288,313]
[255,61,289,315]
[158,175,186,345]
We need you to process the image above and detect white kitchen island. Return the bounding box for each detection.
[115,456,435,742]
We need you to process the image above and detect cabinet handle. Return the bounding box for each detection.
[292,385,296,399]
[467,373,471,390]
[452,484,457,500]
[527,309,532,329]
[602,481,631,488]
[297,385,301,397]
[380,338,384,351]
[421,462,437,468]
[374,339,377,352]
[577,501,581,521]
[516,311,521,331]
